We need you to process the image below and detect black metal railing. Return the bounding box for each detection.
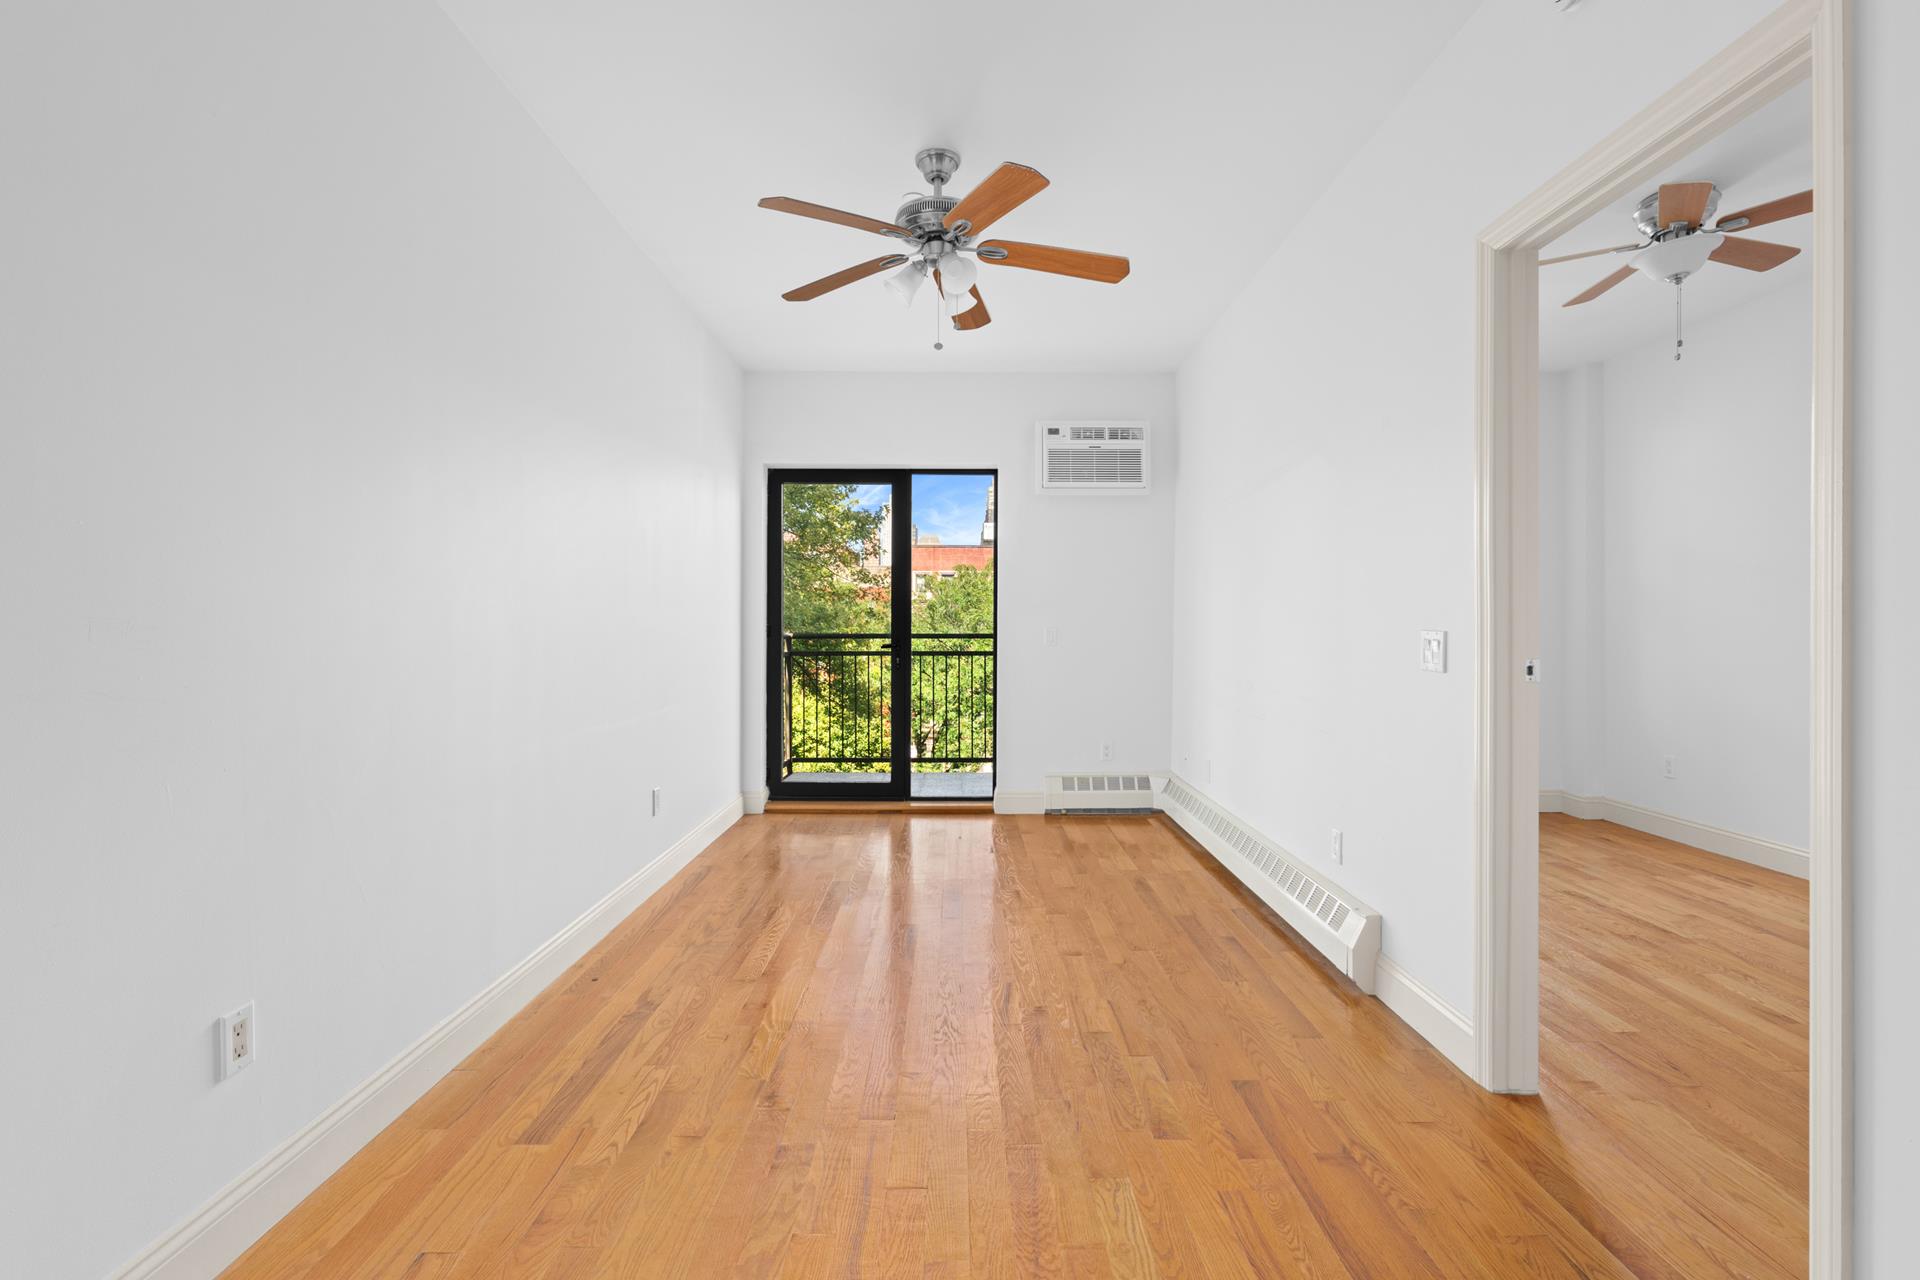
[781,632,994,774]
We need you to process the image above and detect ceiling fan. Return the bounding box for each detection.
[758,148,1130,349]
[1543,181,1811,359]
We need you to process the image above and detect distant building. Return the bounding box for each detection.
[911,543,993,593]
[910,482,994,594]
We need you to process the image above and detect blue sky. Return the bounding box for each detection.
[848,474,993,546]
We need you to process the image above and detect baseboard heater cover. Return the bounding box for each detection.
[1044,773,1155,813]
[1157,777,1382,993]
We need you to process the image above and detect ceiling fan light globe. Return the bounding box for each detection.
[884,262,925,306]
[937,253,977,296]
[1631,232,1722,284]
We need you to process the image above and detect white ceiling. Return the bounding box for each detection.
[438,0,1481,372]
[1539,82,1811,370]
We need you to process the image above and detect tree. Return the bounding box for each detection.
[778,485,889,771]
[910,563,994,771]
[775,486,997,777]
[778,484,887,636]
[913,562,994,634]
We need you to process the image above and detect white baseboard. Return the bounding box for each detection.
[1536,788,1606,820]
[1539,790,1809,879]
[1147,776,1473,1081]
[992,789,1045,815]
[110,793,746,1280]
[743,787,768,815]
[1375,954,1476,1076]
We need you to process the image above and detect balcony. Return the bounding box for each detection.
[779,632,994,799]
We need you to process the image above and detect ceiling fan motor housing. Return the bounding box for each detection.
[895,193,959,237]
[1634,184,1721,239]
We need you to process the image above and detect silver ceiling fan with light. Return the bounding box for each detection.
[1544,181,1812,359]
[758,148,1131,349]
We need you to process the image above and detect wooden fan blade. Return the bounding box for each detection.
[1539,243,1642,266]
[1562,265,1637,307]
[952,286,991,331]
[782,254,908,301]
[1716,188,1813,232]
[1657,181,1716,230]
[1709,236,1800,271]
[977,240,1129,283]
[759,197,907,239]
[944,162,1049,236]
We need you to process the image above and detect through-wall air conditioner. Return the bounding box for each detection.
[1037,421,1150,492]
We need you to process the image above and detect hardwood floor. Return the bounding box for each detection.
[219,811,1807,1279]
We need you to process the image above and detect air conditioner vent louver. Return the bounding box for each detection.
[1044,774,1154,813]
[1157,778,1381,993]
[1038,421,1151,492]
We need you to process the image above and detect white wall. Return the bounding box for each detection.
[1854,2,1920,1270]
[742,373,1176,799]
[1538,366,1608,800]
[1171,0,1802,1015]
[0,5,742,1278]
[1541,284,1811,850]
[1172,0,1918,1262]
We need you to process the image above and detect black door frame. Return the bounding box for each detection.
[765,467,997,802]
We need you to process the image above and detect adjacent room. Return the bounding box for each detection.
[1533,81,1815,1272]
[4,3,1913,1279]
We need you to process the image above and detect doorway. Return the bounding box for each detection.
[765,468,997,802]
[1473,1,1847,1272]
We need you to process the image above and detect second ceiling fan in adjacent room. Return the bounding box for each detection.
[1545,180,1812,359]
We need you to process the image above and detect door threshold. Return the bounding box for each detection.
[765,799,995,814]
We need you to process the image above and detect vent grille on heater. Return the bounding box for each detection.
[1044,774,1155,813]
[1157,778,1379,992]
[1062,774,1151,791]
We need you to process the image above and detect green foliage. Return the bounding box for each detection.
[909,564,994,771]
[780,484,888,771]
[777,484,995,776]
[779,484,887,637]
[913,563,994,634]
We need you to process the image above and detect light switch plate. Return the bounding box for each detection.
[1419,630,1447,673]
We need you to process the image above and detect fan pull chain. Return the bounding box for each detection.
[932,283,943,352]
[1674,279,1684,362]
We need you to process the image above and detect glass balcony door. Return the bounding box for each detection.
[766,469,996,803]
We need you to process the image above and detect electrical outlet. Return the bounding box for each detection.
[1331,828,1344,865]
[1663,755,1676,780]
[650,787,661,817]
[1205,758,1215,785]
[1099,742,1113,761]
[218,1002,256,1080]
[1044,625,1060,647]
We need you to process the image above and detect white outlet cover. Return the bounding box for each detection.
[218,1002,256,1080]
[1419,630,1448,673]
